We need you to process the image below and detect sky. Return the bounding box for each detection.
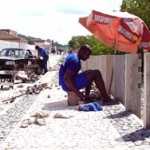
[0,0,122,45]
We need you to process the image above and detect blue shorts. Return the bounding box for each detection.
[61,72,88,91]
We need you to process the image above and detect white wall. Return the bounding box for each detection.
[0,40,29,50]
[0,40,37,56]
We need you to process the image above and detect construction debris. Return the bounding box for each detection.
[31,111,49,118]
[53,113,73,119]
[15,71,29,81]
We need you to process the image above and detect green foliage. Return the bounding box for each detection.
[124,0,150,29]
[68,36,88,49]
[121,0,127,9]
[122,0,150,74]
[68,35,115,55]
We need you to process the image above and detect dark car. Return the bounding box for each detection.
[0,48,34,70]
[0,48,42,75]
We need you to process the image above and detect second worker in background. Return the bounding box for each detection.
[35,45,49,75]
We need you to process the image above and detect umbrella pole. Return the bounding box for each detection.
[108,34,120,95]
[114,33,120,55]
[108,67,114,95]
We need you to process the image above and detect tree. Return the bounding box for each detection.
[68,35,115,55]
[68,36,88,50]
[124,0,150,29]
[120,0,127,12]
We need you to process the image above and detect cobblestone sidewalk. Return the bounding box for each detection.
[1,55,150,150]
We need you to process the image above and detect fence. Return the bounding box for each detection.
[81,54,150,129]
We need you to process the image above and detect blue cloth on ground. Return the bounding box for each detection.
[78,102,103,111]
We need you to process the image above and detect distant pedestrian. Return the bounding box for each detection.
[59,49,63,55]
[51,47,55,55]
[35,45,49,74]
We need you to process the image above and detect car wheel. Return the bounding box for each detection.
[18,64,25,71]
[35,68,43,75]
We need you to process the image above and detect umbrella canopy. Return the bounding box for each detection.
[79,10,150,53]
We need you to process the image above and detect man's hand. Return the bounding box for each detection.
[76,91,85,100]
[64,70,86,100]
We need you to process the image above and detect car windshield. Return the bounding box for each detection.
[0,48,25,58]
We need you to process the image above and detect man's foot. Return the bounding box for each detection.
[84,95,102,104]
[102,95,119,105]
[102,100,119,105]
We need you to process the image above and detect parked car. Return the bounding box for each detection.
[0,48,42,74]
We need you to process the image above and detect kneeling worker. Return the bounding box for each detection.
[58,45,116,104]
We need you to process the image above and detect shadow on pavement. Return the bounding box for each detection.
[42,99,77,111]
[116,128,150,142]
[104,110,132,119]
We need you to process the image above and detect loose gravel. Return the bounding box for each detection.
[1,54,150,150]
[0,94,36,145]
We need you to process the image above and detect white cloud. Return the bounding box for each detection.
[0,0,122,44]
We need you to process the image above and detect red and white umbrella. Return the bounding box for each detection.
[79,10,150,53]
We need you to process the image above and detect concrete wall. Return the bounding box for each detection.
[125,54,141,118]
[114,55,125,104]
[0,41,19,50]
[81,55,115,94]
[144,53,150,128]
[81,55,125,99]
[0,40,37,56]
[0,40,28,50]
[81,54,142,119]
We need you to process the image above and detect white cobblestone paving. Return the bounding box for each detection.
[1,82,129,150]
[1,54,150,150]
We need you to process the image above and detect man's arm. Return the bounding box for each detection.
[64,70,84,99]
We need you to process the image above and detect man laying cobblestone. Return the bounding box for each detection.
[35,45,49,75]
[58,45,117,105]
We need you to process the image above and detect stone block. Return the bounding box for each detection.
[67,91,79,106]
